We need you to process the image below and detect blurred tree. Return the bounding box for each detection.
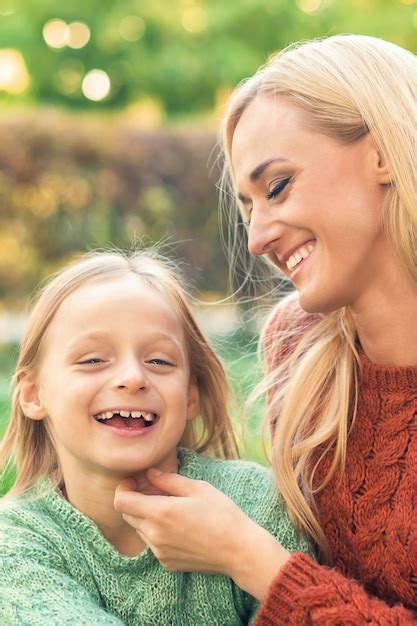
[0,0,415,115]
[0,111,225,302]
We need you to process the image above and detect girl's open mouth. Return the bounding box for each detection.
[93,410,160,431]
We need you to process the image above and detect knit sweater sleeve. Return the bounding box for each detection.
[254,552,417,625]
[255,297,417,624]
[241,471,314,626]
[0,513,125,626]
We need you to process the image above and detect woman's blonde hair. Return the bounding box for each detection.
[220,34,417,559]
[1,247,239,496]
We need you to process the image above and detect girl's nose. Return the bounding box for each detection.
[113,361,148,392]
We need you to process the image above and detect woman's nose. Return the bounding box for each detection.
[247,210,282,257]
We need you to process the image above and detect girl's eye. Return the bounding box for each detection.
[266,176,292,201]
[78,357,104,365]
[147,358,174,367]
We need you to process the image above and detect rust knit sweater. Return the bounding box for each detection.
[255,298,417,625]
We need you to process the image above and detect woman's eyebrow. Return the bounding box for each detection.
[249,157,290,182]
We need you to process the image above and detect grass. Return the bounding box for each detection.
[0,330,267,495]
[0,343,18,495]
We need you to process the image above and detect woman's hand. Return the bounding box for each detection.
[114,469,291,600]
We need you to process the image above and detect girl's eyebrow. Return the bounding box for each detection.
[68,331,109,346]
[65,332,110,355]
[66,331,184,354]
[150,334,183,352]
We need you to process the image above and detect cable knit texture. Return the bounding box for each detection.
[255,299,417,625]
[0,447,312,625]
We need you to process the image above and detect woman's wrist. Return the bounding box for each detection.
[228,518,291,601]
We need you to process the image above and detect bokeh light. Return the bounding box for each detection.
[56,59,85,95]
[82,69,111,101]
[67,22,91,49]
[43,18,69,49]
[119,16,145,42]
[0,49,30,93]
[182,6,207,33]
[297,0,323,14]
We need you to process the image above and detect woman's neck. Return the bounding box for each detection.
[351,271,417,366]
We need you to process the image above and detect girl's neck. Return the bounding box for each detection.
[60,457,178,557]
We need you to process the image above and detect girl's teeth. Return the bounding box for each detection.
[96,410,156,421]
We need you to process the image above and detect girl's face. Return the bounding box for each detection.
[230,95,392,314]
[27,276,199,482]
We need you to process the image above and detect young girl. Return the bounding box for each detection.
[0,248,312,625]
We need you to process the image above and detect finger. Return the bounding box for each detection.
[122,512,145,530]
[114,487,169,516]
[146,469,206,497]
[122,514,150,545]
[116,478,137,493]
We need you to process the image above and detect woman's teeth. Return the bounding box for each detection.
[95,410,155,422]
[286,243,315,271]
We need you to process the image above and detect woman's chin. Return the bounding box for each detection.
[297,289,346,315]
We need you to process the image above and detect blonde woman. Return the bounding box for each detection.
[115,35,417,623]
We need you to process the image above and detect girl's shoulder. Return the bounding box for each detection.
[178,448,313,555]
[0,480,59,527]
[178,447,274,494]
[178,447,279,516]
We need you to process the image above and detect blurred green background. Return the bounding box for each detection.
[0,0,416,490]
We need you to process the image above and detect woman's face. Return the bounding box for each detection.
[230,95,391,314]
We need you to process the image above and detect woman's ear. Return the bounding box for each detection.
[19,373,47,421]
[367,135,391,184]
[375,152,391,185]
[186,383,200,422]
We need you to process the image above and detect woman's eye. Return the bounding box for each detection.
[266,176,292,200]
[242,209,252,227]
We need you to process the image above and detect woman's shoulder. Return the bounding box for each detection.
[262,291,319,342]
[261,292,321,365]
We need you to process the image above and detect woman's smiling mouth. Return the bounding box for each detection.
[285,241,316,271]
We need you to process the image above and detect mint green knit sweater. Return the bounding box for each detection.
[0,448,312,625]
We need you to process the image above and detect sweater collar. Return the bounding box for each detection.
[359,347,417,393]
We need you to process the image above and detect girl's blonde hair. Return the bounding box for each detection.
[220,34,417,560]
[1,247,239,496]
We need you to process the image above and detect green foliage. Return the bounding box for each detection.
[0,0,415,115]
[0,112,228,301]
